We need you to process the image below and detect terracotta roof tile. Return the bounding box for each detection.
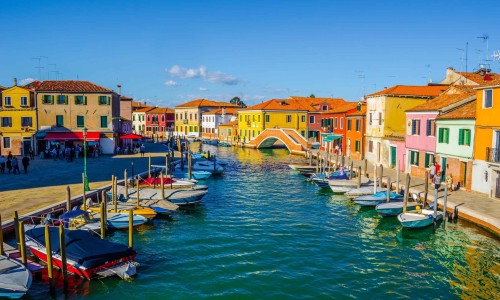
[457,72,500,85]
[120,96,133,101]
[202,107,239,115]
[406,88,475,112]
[147,107,174,114]
[324,102,358,113]
[0,85,5,90]
[241,99,315,111]
[175,99,239,108]
[368,85,447,97]
[437,101,476,120]
[31,80,113,93]
[346,104,367,116]
[133,106,156,113]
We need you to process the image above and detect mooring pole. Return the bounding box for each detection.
[188,153,192,180]
[364,159,368,177]
[129,209,134,249]
[136,179,140,207]
[66,186,71,212]
[0,215,3,255]
[59,224,68,289]
[18,221,27,266]
[443,184,448,227]
[82,173,87,211]
[45,225,54,288]
[161,171,165,200]
[100,202,105,239]
[424,171,429,206]
[14,211,19,251]
[373,164,377,194]
[124,169,129,200]
[349,162,354,180]
[396,160,400,194]
[357,166,362,189]
[403,174,411,213]
[148,154,151,178]
[379,164,384,189]
[386,176,391,203]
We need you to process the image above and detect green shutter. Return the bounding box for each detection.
[107,96,110,105]
[84,96,87,105]
[465,130,471,145]
[445,128,449,143]
[50,95,54,104]
[425,153,429,167]
[416,152,419,166]
[458,129,464,145]
[438,128,443,143]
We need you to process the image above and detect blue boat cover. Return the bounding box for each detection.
[25,227,135,269]
[59,209,87,220]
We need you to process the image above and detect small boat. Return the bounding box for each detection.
[175,160,224,174]
[117,186,208,206]
[288,164,318,172]
[312,173,350,188]
[376,202,420,217]
[140,177,197,189]
[25,227,137,280]
[171,170,212,180]
[58,209,101,232]
[345,187,386,199]
[88,205,157,220]
[329,178,373,194]
[353,191,404,207]
[218,141,231,147]
[0,255,32,299]
[397,208,443,229]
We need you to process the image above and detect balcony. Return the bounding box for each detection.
[246,121,251,126]
[182,119,188,124]
[486,147,500,163]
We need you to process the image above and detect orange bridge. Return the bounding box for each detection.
[245,128,310,154]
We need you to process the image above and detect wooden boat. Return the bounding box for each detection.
[88,205,157,220]
[345,187,385,199]
[140,177,196,189]
[329,178,373,194]
[353,191,404,207]
[0,255,32,299]
[171,170,212,180]
[25,227,137,280]
[375,202,420,217]
[117,186,208,206]
[218,141,231,147]
[288,164,318,172]
[175,160,224,174]
[312,174,350,188]
[397,208,443,229]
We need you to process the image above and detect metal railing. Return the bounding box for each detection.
[486,147,500,163]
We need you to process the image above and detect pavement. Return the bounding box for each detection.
[0,142,175,223]
[311,150,500,237]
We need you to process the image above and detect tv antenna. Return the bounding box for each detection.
[355,70,365,96]
[424,64,432,83]
[456,42,469,74]
[477,34,490,65]
[32,56,47,80]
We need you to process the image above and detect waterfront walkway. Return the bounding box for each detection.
[311,150,500,236]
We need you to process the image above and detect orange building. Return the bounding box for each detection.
[345,104,366,160]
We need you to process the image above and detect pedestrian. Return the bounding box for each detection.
[11,157,20,174]
[0,155,5,173]
[140,144,145,157]
[6,158,12,173]
[7,151,12,161]
[429,163,436,182]
[22,155,30,174]
[446,173,453,192]
[51,148,57,161]
[75,145,80,159]
[29,148,35,160]
[433,171,442,190]
[435,162,441,175]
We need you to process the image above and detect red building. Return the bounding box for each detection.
[145,107,175,140]
[319,102,358,154]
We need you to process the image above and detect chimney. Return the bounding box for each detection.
[117,84,122,95]
[13,78,17,86]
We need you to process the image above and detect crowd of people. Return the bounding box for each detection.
[0,151,32,174]
[40,144,102,161]
[429,161,455,193]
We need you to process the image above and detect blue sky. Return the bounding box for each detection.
[1,0,500,107]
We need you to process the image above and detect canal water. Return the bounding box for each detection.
[27,145,499,299]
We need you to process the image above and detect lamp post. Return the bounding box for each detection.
[83,127,90,191]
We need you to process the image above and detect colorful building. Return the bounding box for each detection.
[472,84,500,198]
[435,100,476,190]
[364,85,447,168]
[0,81,36,156]
[439,67,500,86]
[218,120,238,144]
[174,99,238,138]
[132,105,154,136]
[145,107,175,140]
[30,80,120,155]
[319,102,358,153]
[345,104,366,160]
[201,107,238,140]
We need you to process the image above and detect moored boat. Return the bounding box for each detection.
[353,191,404,207]
[171,170,212,180]
[0,255,32,299]
[376,202,420,217]
[117,186,208,206]
[345,187,386,199]
[397,209,443,229]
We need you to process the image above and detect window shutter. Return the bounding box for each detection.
[438,128,443,143]
[107,96,110,105]
[411,120,416,135]
[50,95,54,104]
[458,129,464,145]
[425,153,429,167]
[416,152,419,165]
[84,96,87,105]
[426,120,431,136]
[465,130,471,145]
[445,128,449,143]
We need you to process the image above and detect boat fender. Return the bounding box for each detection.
[416,206,421,214]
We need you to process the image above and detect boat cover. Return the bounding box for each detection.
[25,227,135,269]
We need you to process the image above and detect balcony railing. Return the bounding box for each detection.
[486,147,500,163]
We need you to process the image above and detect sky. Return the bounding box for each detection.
[1,0,500,108]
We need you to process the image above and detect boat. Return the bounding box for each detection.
[58,209,101,232]
[312,173,350,188]
[288,164,318,172]
[88,204,157,220]
[375,202,420,217]
[345,187,386,199]
[398,208,443,229]
[329,178,373,194]
[218,141,231,147]
[140,177,197,189]
[175,160,224,174]
[353,191,404,207]
[0,255,32,299]
[25,227,137,280]
[117,185,208,206]
[171,170,212,180]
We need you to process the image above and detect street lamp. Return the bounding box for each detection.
[83,127,90,191]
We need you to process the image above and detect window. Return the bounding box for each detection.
[252,115,255,122]
[322,105,328,111]
[410,150,420,166]
[378,112,382,125]
[411,119,421,135]
[42,95,54,104]
[334,118,338,128]
[368,140,373,153]
[74,95,87,105]
[258,115,261,122]
[340,117,344,129]
[239,115,242,122]
[458,129,471,146]
[3,96,12,106]
[484,89,493,108]
[189,114,192,120]
[1,117,12,127]
[355,140,360,152]
[195,114,197,120]
[57,95,68,105]
[3,137,10,148]
[309,115,315,123]
[425,153,435,168]
[438,128,450,143]
[426,119,436,136]
[189,126,193,132]
[286,115,292,123]
[21,117,32,127]
[77,115,85,128]
[265,115,270,123]
[99,96,110,105]
[133,115,136,121]
[162,115,165,122]
[355,119,360,132]
[56,115,64,127]
[20,96,28,106]
[369,113,372,125]
[100,116,107,128]
[301,115,306,122]
[194,126,198,132]
[347,120,352,131]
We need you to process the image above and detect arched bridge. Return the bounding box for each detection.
[246,128,310,154]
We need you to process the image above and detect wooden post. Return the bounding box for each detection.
[59,224,68,287]
[18,221,27,266]
[161,171,165,200]
[113,175,118,213]
[373,164,377,194]
[349,162,353,180]
[100,202,105,239]
[363,159,368,177]
[357,166,362,189]
[434,184,438,219]
[309,151,312,166]
[45,225,54,288]
[148,154,151,178]
[82,173,87,211]
[335,153,339,170]
[424,171,429,206]
[136,178,140,207]
[14,211,19,251]
[396,160,400,194]
[213,155,217,174]
[124,169,128,200]
[188,153,192,180]
[0,215,3,255]
[166,153,170,176]
[341,154,345,168]
[66,186,71,212]
[386,176,391,203]
[128,209,134,249]
[403,174,411,213]
[443,183,448,225]
[379,164,384,189]
[180,149,184,171]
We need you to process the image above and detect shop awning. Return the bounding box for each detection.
[45,131,101,142]
[322,134,342,142]
[120,133,143,140]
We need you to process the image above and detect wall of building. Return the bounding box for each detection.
[436,119,475,160]
[405,112,438,152]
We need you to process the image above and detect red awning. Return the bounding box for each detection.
[120,133,143,140]
[44,131,101,142]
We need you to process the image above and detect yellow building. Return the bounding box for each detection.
[472,83,500,197]
[0,83,36,156]
[237,99,311,143]
[174,99,238,138]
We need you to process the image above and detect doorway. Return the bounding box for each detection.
[441,157,447,180]
[459,161,467,189]
[23,139,31,156]
[390,146,397,168]
[377,142,381,163]
[496,171,500,198]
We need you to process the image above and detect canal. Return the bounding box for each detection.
[27,145,499,299]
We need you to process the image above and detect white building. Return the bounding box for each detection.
[201,107,238,140]
[132,105,154,136]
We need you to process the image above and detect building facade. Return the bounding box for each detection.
[145,107,174,140]
[201,107,238,140]
[345,104,366,160]
[132,106,154,136]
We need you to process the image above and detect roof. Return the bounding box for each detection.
[219,120,238,127]
[175,99,239,108]
[0,85,5,90]
[241,99,316,112]
[367,85,447,97]
[120,96,133,101]
[437,101,476,120]
[202,107,239,115]
[132,101,149,107]
[27,80,113,93]
[147,107,174,114]
[456,71,500,86]
[384,133,405,141]
[346,104,367,117]
[406,89,475,112]
[133,106,155,113]
[324,102,358,114]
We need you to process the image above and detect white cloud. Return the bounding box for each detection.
[19,78,36,85]
[197,87,208,91]
[166,65,239,85]
[164,80,179,87]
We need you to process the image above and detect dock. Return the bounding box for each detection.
[2,242,44,273]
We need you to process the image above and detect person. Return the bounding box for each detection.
[75,145,80,159]
[22,155,30,174]
[446,173,453,192]
[93,144,99,158]
[140,144,145,157]
[339,165,345,175]
[7,151,12,161]
[29,148,35,160]
[6,158,12,173]
[11,157,20,174]
[433,171,442,190]
[429,163,436,181]
[435,162,441,175]
[0,155,5,173]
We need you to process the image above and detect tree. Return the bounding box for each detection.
[309,94,316,98]
[230,96,247,108]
